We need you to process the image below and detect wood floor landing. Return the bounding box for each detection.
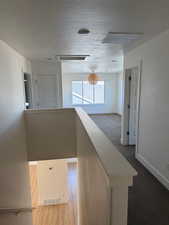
[29,163,77,225]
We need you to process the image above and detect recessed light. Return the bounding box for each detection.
[78,28,90,34]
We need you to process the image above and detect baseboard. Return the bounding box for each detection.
[136,153,169,191]
[67,158,78,163]
[88,113,120,116]
[120,137,128,145]
[29,161,38,165]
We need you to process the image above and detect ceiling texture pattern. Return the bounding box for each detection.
[0,0,169,72]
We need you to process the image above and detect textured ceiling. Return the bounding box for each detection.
[0,0,169,72]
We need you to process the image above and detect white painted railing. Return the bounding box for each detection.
[75,107,137,225]
[25,108,137,225]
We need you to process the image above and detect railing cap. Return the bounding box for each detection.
[75,107,137,182]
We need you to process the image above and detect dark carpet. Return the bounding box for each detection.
[90,114,169,225]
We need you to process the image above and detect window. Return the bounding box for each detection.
[72,81,104,105]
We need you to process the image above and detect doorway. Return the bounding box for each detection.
[24,73,33,109]
[29,158,78,225]
[128,67,139,145]
[36,75,58,109]
[121,62,142,148]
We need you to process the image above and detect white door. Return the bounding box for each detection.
[37,75,57,109]
[37,159,69,205]
[129,67,139,145]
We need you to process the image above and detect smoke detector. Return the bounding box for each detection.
[102,32,143,44]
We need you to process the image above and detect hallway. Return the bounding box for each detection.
[29,162,77,225]
[90,114,169,225]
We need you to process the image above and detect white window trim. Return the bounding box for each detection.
[72,80,105,105]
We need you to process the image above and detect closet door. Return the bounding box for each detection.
[37,75,57,109]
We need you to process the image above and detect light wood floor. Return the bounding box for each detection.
[29,163,77,225]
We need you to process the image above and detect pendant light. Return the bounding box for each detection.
[88,73,99,85]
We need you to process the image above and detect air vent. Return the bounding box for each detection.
[55,55,90,61]
[102,32,143,44]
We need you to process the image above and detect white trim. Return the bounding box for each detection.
[67,158,78,163]
[56,60,63,107]
[22,70,27,110]
[135,61,142,154]
[121,68,130,145]
[121,61,142,148]
[0,207,35,215]
[136,153,169,190]
[72,104,105,107]
[120,136,128,145]
[23,72,34,110]
[75,107,137,178]
[29,161,38,165]
[71,80,105,105]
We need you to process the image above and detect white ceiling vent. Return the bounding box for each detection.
[102,32,143,44]
[55,55,90,61]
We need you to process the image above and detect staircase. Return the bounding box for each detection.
[25,107,137,225]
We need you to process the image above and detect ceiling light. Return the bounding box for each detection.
[78,28,90,34]
[88,73,99,85]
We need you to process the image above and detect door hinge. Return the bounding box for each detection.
[129,76,131,81]
[127,131,130,135]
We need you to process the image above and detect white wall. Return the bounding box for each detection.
[25,109,76,161]
[124,29,169,190]
[0,40,32,225]
[62,73,121,114]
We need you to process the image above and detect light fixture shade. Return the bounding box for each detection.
[88,73,99,85]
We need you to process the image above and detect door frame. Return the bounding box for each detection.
[121,60,142,153]
[23,72,34,109]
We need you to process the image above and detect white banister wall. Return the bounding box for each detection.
[25,108,76,161]
[76,112,111,225]
[75,108,137,225]
[24,107,137,225]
